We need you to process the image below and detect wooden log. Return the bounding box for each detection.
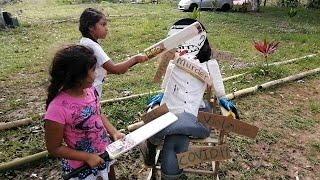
[0,118,33,131]
[226,67,320,100]
[0,151,49,171]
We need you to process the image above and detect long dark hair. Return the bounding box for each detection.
[79,8,105,42]
[46,45,97,109]
[172,18,212,63]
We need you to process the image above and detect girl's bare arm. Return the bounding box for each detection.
[103,54,148,74]
[100,115,125,140]
[44,120,104,167]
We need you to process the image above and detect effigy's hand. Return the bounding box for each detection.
[147,93,164,109]
[219,97,240,119]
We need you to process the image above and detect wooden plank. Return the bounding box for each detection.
[177,144,231,169]
[198,111,259,139]
[107,112,177,159]
[141,103,169,124]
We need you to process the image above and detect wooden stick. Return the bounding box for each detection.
[0,118,33,131]
[0,151,49,171]
[226,67,320,100]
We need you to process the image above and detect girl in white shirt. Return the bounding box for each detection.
[79,8,148,97]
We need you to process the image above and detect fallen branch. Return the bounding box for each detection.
[0,118,33,131]
[226,67,320,100]
[0,151,49,172]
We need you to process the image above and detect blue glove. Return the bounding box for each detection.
[219,97,240,119]
[147,93,164,109]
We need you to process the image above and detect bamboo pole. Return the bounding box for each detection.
[100,90,162,105]
[101,54,317,105]
[0,151,49,171]
[0,118,33,131]
[268,54,317,66]
[226,67,320,100]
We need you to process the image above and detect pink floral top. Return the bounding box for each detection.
[45,87,112,176]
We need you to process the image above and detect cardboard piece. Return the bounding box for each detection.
[106,112,178,159]
[212,49,236,62]
[177,144,231,169]
[153,49,176,83]
[198,111,259,139]
[144,22,203,59]
[141,103,169,124]
[172,57,212,86]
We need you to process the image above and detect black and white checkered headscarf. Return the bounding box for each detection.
[168,18,212,63]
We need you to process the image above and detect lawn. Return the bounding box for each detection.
[0,0,319,179]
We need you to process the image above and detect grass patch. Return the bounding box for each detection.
[285,115,316,130]
[310,101,320,114]
[256,129,282,145]
[308,140,320,165]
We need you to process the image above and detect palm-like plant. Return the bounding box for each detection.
[253,38,280,66]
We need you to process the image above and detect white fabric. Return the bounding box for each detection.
[80,37,111,97]
[160,57,226,117]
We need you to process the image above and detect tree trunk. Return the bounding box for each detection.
[0,9,6,29]
[251,0,260,12]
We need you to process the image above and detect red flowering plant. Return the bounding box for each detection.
[253,38,280,67]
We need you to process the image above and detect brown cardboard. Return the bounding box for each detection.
[177,144,231,169]
[173,57,212,86]
[198,111,259,139]
[153,49,176,83]
[212,50,236,61]
[141,103,169,124]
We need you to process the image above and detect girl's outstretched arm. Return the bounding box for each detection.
[103,54,148,74]
[44,120,104,168]
[100,115,125,141]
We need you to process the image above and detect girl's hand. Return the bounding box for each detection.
[134,54,149,63]
[112,131,125,141]
[85,153,105,168]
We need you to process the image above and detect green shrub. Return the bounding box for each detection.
[278,0,299,7]
[307,0,320,8]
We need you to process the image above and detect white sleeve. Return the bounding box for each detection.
[80,40,111,66]
[93,43,111,66]
[160,60,174,90]
[207,59,226,98]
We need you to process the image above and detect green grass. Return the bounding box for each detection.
[285,115,317,130]
[1,0,320,179]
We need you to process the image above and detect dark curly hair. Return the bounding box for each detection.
[46,45,97,109]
